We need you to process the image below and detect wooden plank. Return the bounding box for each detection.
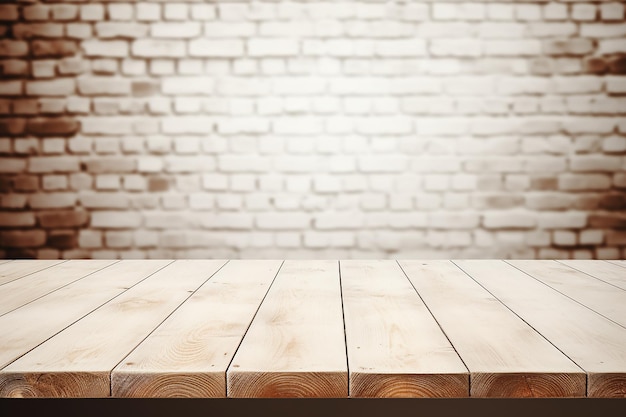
[341,260,468,398]
[227,260,346,398]
[0,260,66,286]
[508,260,626,328]
[111,260,282,398]
[455,260,626,398]
[0,260,172,371]
[607,260,626,268]
[557,260,626,291]
[399,260,585,398]
[0,260,116,316]
[0,260,226,398]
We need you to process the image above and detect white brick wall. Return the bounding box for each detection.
[0,0,625,260]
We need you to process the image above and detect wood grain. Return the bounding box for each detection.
[0,260,115,316]
[0,260,65,286]
[606,260,626,269]
[508,260,626,328]
[227,260,347,398]
[557,260,626,291]
[455,260,626,398]
[112,260,282,398]
[0,260,225,398]
[0,260,171,370]
[341,260,468,397]
[399,260,585,398]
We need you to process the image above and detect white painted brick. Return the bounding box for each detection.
[607,76,626,93]
[162,77,213,95]
[485,40,542,56]
[132,40,185,57]
[273,77,326,95]
[191,4,216,21]
[433,4,457,20]
[599,39,626,54]
[31,60,56,78]
[601,2,624,21]
[136,3,160,21]
[151,23,201,38]
[108,4,133,21]
[204,22,255,38]
[189,39,244,57]
[26,78,74,96]
[572,4,597,21]
[516,4,541,21]
[375,40,427,57]
[543,3,568,21]
[82,40,129,57]
[274,117,323,135]
[248,39,299,56]
[80,4,104,21]
[487,4,514,20]
[257,213,310,230]
[431,39,482,57]
[164,3,188,21]
[92,211,141,229]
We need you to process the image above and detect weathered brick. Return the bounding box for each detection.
[78,77,131,96]
[31,40,77,57]
[599,193,626,211]
[29,193,76,209]
[26,79,75,96]
[589,213,626,229]
[0,40,28,57]
[38,210,88,228]
[26,118,79,136]
[82,40,130,57]
[47,230,77,249]
[248,39,299,56]
[13,24,63,39]
[132,40,186,57]
[538,212,587,229]
[0,230,46,248]
[0,212,36,227]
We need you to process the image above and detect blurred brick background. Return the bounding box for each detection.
[0,0,625,260]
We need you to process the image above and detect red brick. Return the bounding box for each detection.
[583,57,608,75]
[0,5,19,21]
[31,40,77,57]
[598,194,626,211]
[0,212,36,227]
[606,231,626,246]
[0,158,27,174]
[609,56,626,74]
[589,213,626,228]
[13,24,64,39]
[0,40,28,57]
[0,119,26,135]
[12,175,38,191]
[0,230,46,248]
[26,117,79,136]
[38,210,89,228]
[47,230,77,249]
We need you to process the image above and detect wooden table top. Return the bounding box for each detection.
[0,259,624,399]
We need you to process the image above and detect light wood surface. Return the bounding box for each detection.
[341,260,468,397]
[112,260,282,398]
[0,259,624,398]
[455,260,626,398]
[227,260,347,398]
[557,260,626,291]
[0,260,225,397]
[0,260,171,371]
[0,260,66,286]
[0,260,116,316]
[399,260,585,398]
[507,260,626,328]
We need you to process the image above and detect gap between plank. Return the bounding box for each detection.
[395,260,471,397]
[108,260,231,397]
[605,260,626,269]
[224,260,285,398]
[504,260,626,331]
[337,260,350,398]
[0,260,121,319]
[0,260,68,288]
[0,260,176,372]
[451,260,588,397]
[554,260,626,292]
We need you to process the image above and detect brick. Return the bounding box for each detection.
[32,40,77,58]
[487,4,514,20]
[28,156,78,173]
[29,193,76,209]
[95,23,148,40]
[0,230,46,248]
[104,231,132,248]
[248,39,299,56]
[109,4,133,21]
[24,5,49,21]
[78,77,131,96]
[516,4,541,21]
[13,24,63,39]
[599,39,626,54]
[529,23,577,38]
[559,174,611,191]
[274,117,323,135]
[80,192,127,209]
[430,39,481,57]
[164,3,188,20]
[485,40,541,56]
[26,79,74,96]
[42,175,68,190]
[136,2,160,21]
[92,211,141,229]
[544,39,593,56]
[26,118,79,136]
[256,213,310,230]
[429,212,480,229]
[0,40,28,57]
[189,40,244,57]
[376,40,426,57]
[581,23,626,38]
[589,213,626,228]
[538,212,587,229]
[38,210,88,228]
[607,76,626,93]
[51,5,77,21]
[151,23,201,38]
[0,212,36,227]
[0,81,22,96]
[570,156,623,172]
[31,60,56,78]
[0,194,28,209]
[14,138,39,154]
[66,24,92,39]
[606,231,626,245]
[191,4,216,20]
[572,4,597,21]
[543,3,568,21]
[483,211,536,229]
[132,40,185,57]
[601,2,624,20]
